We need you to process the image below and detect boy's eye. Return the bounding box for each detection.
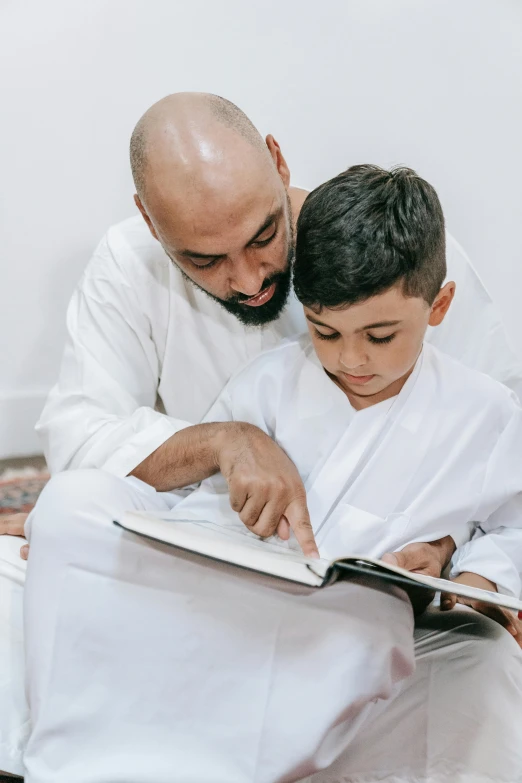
[367,333,396,345]
[314,328,340,341]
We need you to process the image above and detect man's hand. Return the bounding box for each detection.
[131,421,318,556]
[381,535,456,577]
[0,512,30,559]
[440,572,522,648]
[213,423,319,558]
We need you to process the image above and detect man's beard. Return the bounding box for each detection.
[215,246,293,326]
[179,252,293,326]
[171,194,295,326]
[177,235,294,327]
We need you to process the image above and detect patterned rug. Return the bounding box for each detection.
[0,468,49,515]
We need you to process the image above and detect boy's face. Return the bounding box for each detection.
[304,282,455,407]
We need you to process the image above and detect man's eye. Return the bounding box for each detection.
[191,258,220,270]
[314,329,340,341]
[367,333,396,345]
[250,230,276,249]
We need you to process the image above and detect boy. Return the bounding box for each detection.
[169,164,522,620]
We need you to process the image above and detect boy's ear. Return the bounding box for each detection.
[428,282,456,326]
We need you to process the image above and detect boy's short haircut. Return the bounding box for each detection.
[293,164,446,311]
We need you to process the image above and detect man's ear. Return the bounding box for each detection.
[134,194,159,241]
[265,135,290,188]
[429,282,456,326]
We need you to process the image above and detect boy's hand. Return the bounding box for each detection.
[0,512,30,559]
[381,536,456,615]
[381,535,455,578]
[440,572,522,648]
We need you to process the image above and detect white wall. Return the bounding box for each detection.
[1,0,521,457]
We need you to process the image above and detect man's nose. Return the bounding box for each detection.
[229,254,266,297]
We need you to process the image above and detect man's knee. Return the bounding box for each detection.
[418,606,522,675]
[441,608,522,691]
[26,469,133,544]
[465,610,522,667]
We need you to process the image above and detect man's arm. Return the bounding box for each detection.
[130,367,319,555]
[132,420,318,557]
[37,234,192,477]
[130,422,228,491]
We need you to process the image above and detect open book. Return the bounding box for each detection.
[115,512,522,613]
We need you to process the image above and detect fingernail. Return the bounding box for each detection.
[20,546,29,560]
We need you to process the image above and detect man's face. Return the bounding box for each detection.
[143,176,294,326]
[304,285,436,406]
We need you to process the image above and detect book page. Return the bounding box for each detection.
[321,557,522,612]
[116,513,522,612]
[117,512,329,587]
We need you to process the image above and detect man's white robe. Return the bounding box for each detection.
[21,342,522,782]
[2,214,522,775]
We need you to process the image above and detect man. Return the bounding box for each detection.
[73,162,521,782]
[0,93,521,778]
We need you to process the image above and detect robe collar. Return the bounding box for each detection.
[294,336,425,424]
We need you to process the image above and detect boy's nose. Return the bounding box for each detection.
[339,350,367,371]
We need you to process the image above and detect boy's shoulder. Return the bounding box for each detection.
[226,335,313,392]
[426,343,519,421]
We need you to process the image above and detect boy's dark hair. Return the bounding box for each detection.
[293,164,446,311]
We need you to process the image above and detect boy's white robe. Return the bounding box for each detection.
[169,340,522,598]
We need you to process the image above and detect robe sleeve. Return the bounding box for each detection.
[450,403,522,598]
[36,237,191,477]
[426,234,522,401]
[200,388,235,425]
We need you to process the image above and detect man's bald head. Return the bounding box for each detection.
[129,92,294,327]
[129,92,270,202]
